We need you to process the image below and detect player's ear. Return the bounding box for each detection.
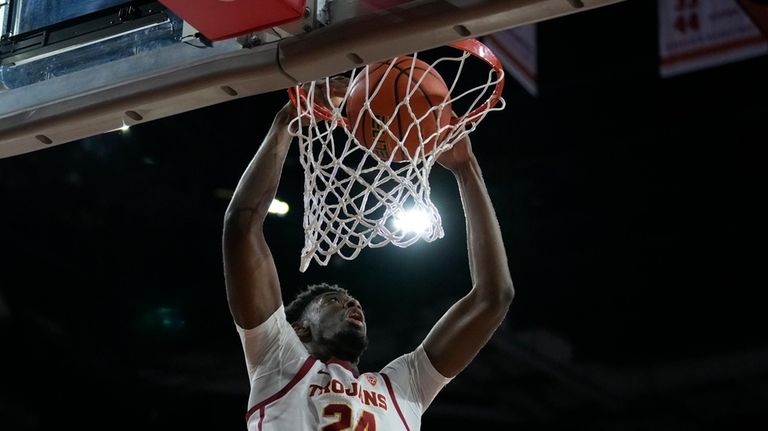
[291,321,312,341]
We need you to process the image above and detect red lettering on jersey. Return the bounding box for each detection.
[331,379,345,394]
[345,382,359,396]
[308,379,387,412]
[362,390,379,407]
[376,394,387,410]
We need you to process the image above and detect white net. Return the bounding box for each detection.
[289,39,505,271]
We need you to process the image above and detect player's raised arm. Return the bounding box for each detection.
[222,103,295,329]
[423,135,515,378]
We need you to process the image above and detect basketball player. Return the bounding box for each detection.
[223,80,513,430]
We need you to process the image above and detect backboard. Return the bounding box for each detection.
[0,0,624,159]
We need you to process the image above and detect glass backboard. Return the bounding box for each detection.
[0,0,624,159]
[12,0,130,35]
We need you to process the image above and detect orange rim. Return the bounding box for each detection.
[287,38,505,128]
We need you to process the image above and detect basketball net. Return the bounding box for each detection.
[288,39,505,272]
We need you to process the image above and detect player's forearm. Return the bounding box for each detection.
[222,105,293,328]
[454,156,514,302]
[422,162,513,376]
[225,105,294,226]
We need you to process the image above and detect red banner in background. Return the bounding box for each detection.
[658,0,768,77]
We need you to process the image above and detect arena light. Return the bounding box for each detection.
[268,198,289,216]
[393,208,431,233]
[108,123,130,133]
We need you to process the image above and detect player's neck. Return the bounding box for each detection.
[306,342,361,370]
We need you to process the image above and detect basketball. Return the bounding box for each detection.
[346,57,452,162]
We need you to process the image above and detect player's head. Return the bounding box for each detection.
[286,283,368,363]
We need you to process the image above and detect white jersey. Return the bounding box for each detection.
[237,306,451,431]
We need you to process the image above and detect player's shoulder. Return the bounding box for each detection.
[237,305,287,334]
[379,348,417,374]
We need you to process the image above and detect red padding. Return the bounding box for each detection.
[159,0,306,41]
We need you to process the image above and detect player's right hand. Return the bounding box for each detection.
[316,75,349,110]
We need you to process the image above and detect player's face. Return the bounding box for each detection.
[312,291,367,337]
[300,291,368,362]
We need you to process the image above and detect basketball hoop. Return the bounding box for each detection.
[288,38,505,272]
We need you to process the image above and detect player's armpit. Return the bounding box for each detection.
[422,288,512,378]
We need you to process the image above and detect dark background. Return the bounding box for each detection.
[1,1,767,429]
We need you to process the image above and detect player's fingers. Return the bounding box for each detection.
[330,75,350,85]
[329,76,350,95]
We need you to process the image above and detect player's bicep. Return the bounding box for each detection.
[423,290,509,378]
[223,210,282,329]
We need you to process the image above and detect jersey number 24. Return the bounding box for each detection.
[322,404,376,431]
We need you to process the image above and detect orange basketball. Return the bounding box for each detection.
[346,57,452,162]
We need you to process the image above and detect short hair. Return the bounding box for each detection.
[285,283,347,323]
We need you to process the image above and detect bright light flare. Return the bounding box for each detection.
[268,199,290,216]
[109,123,131,133]
[393,208,432,233]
